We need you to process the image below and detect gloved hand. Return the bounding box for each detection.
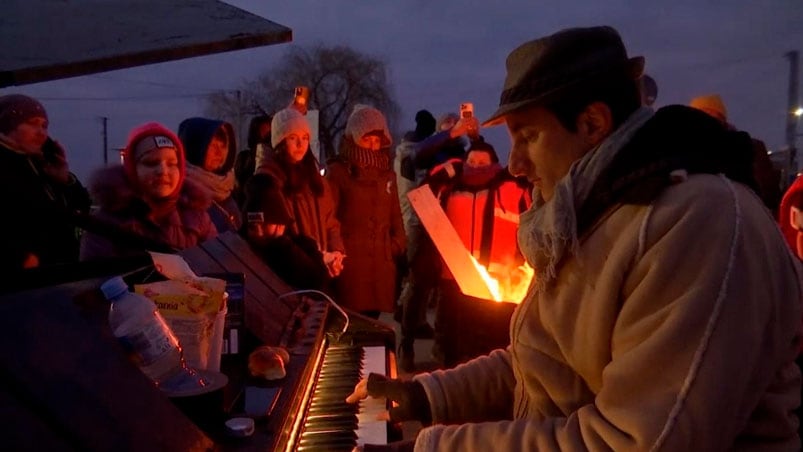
[345,373,432,425]
[426,158,463,195]
[353,439,416,452]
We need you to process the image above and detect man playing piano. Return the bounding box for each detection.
[347,25,803,451]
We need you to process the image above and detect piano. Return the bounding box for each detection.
[0,231,399,451]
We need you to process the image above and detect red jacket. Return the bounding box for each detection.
[436,166,532,279]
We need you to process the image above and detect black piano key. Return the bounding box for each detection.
[305,413,358,423]
[302,419,359,432]
[299,429,357,445]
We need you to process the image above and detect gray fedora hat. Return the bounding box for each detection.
[483,26,644,127]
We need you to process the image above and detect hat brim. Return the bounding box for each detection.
[481,56,645,128]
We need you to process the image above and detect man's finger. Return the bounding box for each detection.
[345,378,368,403]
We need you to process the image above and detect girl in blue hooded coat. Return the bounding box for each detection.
[178,117,242,232]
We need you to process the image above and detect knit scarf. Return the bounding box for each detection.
[518,107,654,288]
[340,144,391,170]
[185,163,235,201]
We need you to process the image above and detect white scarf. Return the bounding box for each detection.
[518,107,654,287]
[185,163,235,201]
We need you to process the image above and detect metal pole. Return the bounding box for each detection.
[785,50,799,173]
[101,116,109,166]
[236,90,243,149]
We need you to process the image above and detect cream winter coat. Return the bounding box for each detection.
[412,107,803,451]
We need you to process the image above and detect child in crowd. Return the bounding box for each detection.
[178,117,242,232]
[80,122,217,259]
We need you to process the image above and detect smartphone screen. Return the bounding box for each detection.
[460,102,474,119]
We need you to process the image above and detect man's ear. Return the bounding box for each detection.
[577,102,613,146]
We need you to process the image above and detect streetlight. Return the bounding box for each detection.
[795,107,803,117]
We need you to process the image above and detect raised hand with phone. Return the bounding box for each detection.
[289,86,310,115]
[450,102,480,139]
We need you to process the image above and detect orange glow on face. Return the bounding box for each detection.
[469,257,534,304]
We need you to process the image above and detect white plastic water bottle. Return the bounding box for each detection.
[101,276,201,392]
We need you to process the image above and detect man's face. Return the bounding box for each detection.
[7,116,48,154]
[506,105,592,202]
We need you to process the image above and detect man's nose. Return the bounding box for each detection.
[508,149,529,177]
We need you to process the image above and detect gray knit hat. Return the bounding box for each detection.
[271,108,311,148]
[345,106,392,147]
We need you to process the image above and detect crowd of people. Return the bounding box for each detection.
[1,23,802,451]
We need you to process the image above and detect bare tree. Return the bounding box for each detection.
[204,44,400,160]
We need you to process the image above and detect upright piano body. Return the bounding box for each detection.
[0,231,398,451]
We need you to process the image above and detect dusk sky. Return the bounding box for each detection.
[2,0,802,182]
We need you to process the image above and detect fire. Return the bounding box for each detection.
[470,257,534,304]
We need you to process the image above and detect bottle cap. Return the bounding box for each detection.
[225,417,255,437]
[100,276,129,300]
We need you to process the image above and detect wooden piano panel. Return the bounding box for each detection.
[180,232,299,346]
[0,277,213,451]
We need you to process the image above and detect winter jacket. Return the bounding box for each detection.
[779,175,803,254]
[0,140,91,271]
[80,166,217,260]
[410,106,803,451]
[249,233,330,292]
[255,154,344,254]
[436,167,531,276]
[178,117,242,232]
[327,153,407,313]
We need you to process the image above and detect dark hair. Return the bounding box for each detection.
[414,109,436,140]
[213,126,228,143]
[247,115,272,150]
[544,72,641,132]
[467,137,499,163]
[273,141,324,197]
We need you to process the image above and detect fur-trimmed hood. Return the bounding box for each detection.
[88,165,213,214]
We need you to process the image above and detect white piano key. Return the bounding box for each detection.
[356,345,388,446]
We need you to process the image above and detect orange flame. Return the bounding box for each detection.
[469,257,534,304]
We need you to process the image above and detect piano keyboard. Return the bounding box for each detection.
[296,345,388,451]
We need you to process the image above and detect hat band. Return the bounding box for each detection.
[133,135,177,159]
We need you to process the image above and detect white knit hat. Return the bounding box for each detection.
[345,106,392,147]
[271,108,311,148]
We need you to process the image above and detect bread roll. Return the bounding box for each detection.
[248,345,290,380]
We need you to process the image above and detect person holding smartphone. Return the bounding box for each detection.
[0,94,90,272]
